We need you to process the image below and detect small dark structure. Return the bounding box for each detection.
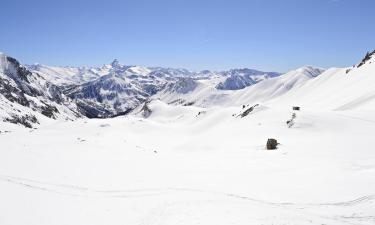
[266,138,278,150]
[286,113,297,128]
[292,106,300,111]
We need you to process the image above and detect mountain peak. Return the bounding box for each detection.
[295,65,325,78]
[357,49,375,68]
[111,59,120,67]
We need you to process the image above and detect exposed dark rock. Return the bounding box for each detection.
[357,50,375,68]
[75,100,113,118]
[4,114,39,128]
[237,104,259,118]
[286,113,297,128]
[183,101,195,106]
[266,138,278,150]
[40,103,59,119]
[292,106,300,111]
[196,111,206,117]
[5,56,32,83]
[0,77,30,107]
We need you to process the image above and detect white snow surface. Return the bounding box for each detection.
[0,99,374,225]
[1,53,375,225]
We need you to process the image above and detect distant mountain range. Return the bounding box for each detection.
[1,50,374,127]
[26,59,281,119]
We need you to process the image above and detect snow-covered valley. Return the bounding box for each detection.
[1,102,375,225]
[0,50,375,225]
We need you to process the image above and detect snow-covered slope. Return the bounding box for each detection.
[27,64,104,85]
[230,66,325,105]
[269,51,375,111]
[1,50,375,225]
[0,53,80,127]
[1,98,375,225]
[155,66,325,107]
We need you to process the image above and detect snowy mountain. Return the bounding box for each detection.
[0,53,79,127]
[216,69,281,90]
[271,51,375,111]
[27,64,104,85]
[1,50,375,225]
[228,65,326,105]
[163,77,198,94]
[216,73,257,90]
[2,49,375,127]
[61,62,184,117]
[23,58,283,118]
[154,65,325,107]
[64,73,152,118]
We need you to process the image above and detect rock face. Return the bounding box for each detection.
[61,63,197,118]
[266,138,278,150]
[0,53,80,127]
[64,73,151,118]
[163,77,198,94]
[357,50,375,68]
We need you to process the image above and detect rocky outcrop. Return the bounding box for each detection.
[266,138,278,150]
[0,53,80,127]
[3,114,39,128]
[236,104,259,118]
[357,50,375,68]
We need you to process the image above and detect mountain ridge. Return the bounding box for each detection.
[1,50,374,127]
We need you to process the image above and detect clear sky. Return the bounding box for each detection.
[1,0,374,72]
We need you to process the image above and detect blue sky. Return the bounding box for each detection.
[1,0,374,72]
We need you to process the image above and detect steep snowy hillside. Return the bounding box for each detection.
[27,64,104,85]
[270,51,375,111]
[155,66,324,107]
[231,66,325,105]
[0,53,79,127]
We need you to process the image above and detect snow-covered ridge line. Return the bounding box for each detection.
[1,49,375,127]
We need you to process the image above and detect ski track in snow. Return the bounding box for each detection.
[1,174,374,225]
[0,174,374,207]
